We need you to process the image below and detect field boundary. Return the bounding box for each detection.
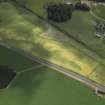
[7,65,44,88]
[18,65,43,74]
[6,72,20,89]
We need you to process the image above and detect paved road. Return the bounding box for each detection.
[1,0,105,95]
[0,42,105,94]
[25,54,105,93]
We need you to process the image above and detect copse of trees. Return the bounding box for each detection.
[89,0,105,2]
[46,2,90,22]
[46,3,73,22]
[74,2,90,11]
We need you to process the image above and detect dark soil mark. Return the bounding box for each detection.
[0,65,16,89]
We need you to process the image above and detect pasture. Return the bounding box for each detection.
[0,45,105,105]
[0,2,99,78]
[8,0,105,86]
[0,0,105,90]
[18,0,105,59]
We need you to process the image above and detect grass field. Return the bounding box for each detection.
[0,2,98,74]
[0,45,38,72]
[0,46,105,105]
[19,0,105,59]
[92,5,105,20]
[1,2,105,85]
[6,0,105,85]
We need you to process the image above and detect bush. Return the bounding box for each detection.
[75,2,90,11]
[46,3,73,22]
[94,0,105,2]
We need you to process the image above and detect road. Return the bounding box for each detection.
[0,42,105,94]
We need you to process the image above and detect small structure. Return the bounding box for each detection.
[63,0,72,4]
[95,32,104,39]
[95,88,105,97]
[95,22,105,39]
[96,23,105,31]
[74,2,90,11]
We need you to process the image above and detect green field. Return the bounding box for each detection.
[18,0,105,59]
[6,0,105,85]
[0,45,105,105]
[0,45,39,72]
[1,1,105,104]
[92,5,105,20]
[1,1,105,85]
[0,2,98,75]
